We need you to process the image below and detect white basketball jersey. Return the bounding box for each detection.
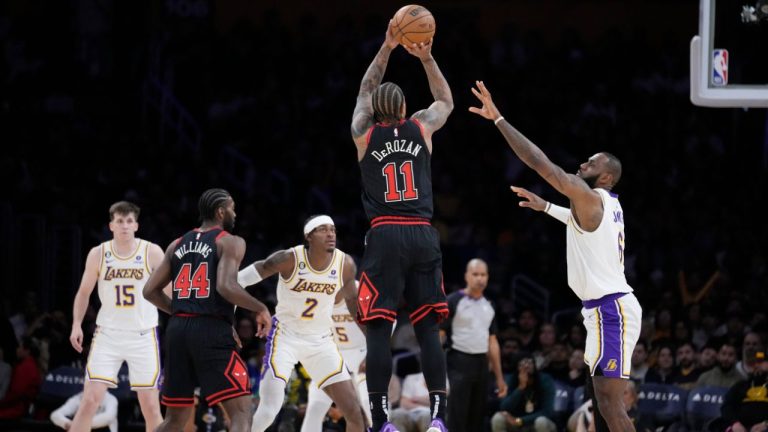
[96,239,158,331]
[566,188,633,301]
[275,245,345,337]
[331,299,366,350]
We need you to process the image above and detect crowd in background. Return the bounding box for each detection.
[0,1,767,430]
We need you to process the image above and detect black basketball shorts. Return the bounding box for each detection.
[357,216,448,324]
[161,314,250,407]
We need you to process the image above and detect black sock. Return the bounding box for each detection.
[369,392,389,430]
[429,391,447,420]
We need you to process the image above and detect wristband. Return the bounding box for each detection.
[237,265,263,287]
[494,116,505,126]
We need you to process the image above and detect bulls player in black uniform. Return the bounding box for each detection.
[351,21,453,432]
[143,189,272,432]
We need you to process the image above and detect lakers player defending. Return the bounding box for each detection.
[300,280,372,432]
[470,81,642,432]
[238,215,367,432]
[69,201,164,432]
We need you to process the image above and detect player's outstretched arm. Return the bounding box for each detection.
[351,20,400,142]
[469,81,595,207]
[238,248,296,288]
[142,242,175,315]
[407,40,454,138]
[70,246,101,353]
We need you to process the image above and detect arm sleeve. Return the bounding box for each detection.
[545,203,570,224]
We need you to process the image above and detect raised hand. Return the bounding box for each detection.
[468,80,502,121]
[403,39,433,60]
[384,20,400,49]
[510,186,547,212]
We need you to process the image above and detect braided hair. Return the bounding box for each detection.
[198,188,231,222]
[372,82,405,123]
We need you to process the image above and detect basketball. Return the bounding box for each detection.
[393,5,435,45]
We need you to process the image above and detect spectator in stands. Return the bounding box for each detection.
[698,342,719,372]
[390,373,433,432]
[630,340,650,383]
[565,348,587,389]
[502,338,523,374]
[512,310,540,353]
[0,348,11,399]
[50,390,118,432]
[672,341,702,390]
[736,332,764,379]
[645,345,676,384]
[652,309,674,346]
[541,342,570,385]
[564,324,586,351]
[491,353,556,432]
[719,349,768,432]
[566,380,652,432]
[695,341,741,389]
[0,337,42,418]
[533,323,557,370]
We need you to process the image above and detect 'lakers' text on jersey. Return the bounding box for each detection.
[566,188,633,301]
[359,118,433,220]
[275,245,346,337]
[170,228,234,322]
[96,239,157,331]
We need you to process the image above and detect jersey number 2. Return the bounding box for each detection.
[174,262,211,299]
[383,161,418,202]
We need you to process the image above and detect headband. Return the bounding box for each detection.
[303,215,335,236]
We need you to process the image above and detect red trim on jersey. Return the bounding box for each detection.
[370,215,431,228]
[215,230,230,241]
[161,395,195,407]
[206,351,250,405]
[173,312,200,317]
[411,118,427,138]
[193,226,223,233]
[365,125,375,146]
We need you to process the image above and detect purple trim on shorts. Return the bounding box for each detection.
[260,317,279,381]
[582,292,627,309]
[595,299,625,378]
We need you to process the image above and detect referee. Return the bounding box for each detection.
[441,258,508,432]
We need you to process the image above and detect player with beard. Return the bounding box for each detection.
[143,188,272,432]
[470,81,642,432]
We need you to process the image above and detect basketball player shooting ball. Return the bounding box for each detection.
[469,80,642,432]
[351,9,452,432]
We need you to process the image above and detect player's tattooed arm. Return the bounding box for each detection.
[411,48,453,136]
[351,21,400,139]
[253,249,297,280]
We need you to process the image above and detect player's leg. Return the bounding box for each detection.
[219,394,254,432]
[135,389,162,432]
[358,226,405,431]
[300,380,333,432]
[582,293,641,432]
[252,318,296,431]
[156,407,194,432]
[70,380,110,432]
[126,328,163,431]
[71,328,122,432]
[322,380,366,431]
[158,317,197,431]
[405,225,449,431]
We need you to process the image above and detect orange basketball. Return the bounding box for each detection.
[393,5,435,45]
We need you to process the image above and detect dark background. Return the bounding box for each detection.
[1,0,766,326]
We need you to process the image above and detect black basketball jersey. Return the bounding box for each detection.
[170,228,234,322]
[359,118,434,220]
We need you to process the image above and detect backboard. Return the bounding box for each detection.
[690,0,768,107]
